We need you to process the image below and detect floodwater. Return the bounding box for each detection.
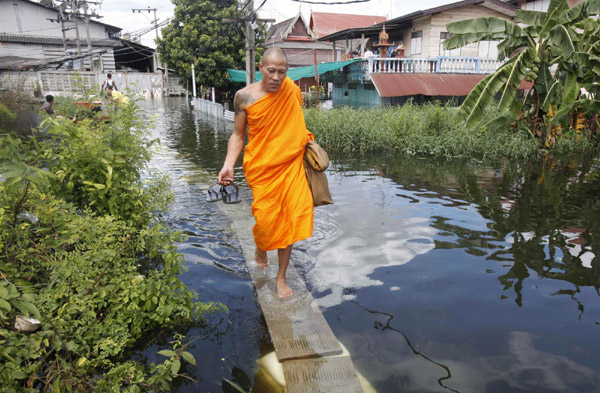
[140,97,600,393]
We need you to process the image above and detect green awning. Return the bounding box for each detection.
[227,59,363,83]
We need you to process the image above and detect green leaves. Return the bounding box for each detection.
[446,0,600,143]
[548,25,575,59]
[0,86,199,391]
[156,0,255,91]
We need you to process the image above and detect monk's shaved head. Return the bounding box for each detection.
[259,46,289,92]
[262,47,288,67]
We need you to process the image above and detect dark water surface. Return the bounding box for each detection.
[141,98,600,393]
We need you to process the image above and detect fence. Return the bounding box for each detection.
[368,56,503,74]
[0,70,186,98]
[193,97,224,120]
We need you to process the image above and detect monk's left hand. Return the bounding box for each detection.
[218,167,234,185]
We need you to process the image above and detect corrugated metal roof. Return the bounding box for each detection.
[0,33,116,47]
[310,12,387,39]
[370,73,531,97]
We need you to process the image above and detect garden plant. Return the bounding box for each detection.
[443,0,600,147]
[0,88,215,392]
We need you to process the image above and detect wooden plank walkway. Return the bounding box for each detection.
[218,200,364,392]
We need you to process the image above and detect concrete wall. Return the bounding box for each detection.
[332,81,380,108]
[0,42,117,71]
[0,70,185,98]
[0,0,111,39]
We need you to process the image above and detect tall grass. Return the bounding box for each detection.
[304,102,595,160]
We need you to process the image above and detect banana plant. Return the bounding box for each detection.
[443,0,600,143]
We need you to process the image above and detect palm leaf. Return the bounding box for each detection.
[541,0,570,37]
[548,25,575,59]
[447,17,524,36]
[515,10,547,27]
[541,80,561,111]
[546,0,570,15]
[535,62,555,96]
[551,72,579,123]
[459,68,510,127]
[443,32,493,50]
[575,52,600,77]
[566,0,600,22]
[498,50,530,112]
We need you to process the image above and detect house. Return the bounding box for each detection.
[0,0,185,98]
[0,0,157,72]
[309,11,387,61]
[265,13,333,67]
[266,11,387,66]
[265,11,386,93]
[317,0,522,107]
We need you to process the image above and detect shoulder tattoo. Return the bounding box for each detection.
[233,91,256,115]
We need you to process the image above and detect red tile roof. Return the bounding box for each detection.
[310,12,387,39]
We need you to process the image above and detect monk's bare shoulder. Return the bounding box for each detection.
[233,87,258,115]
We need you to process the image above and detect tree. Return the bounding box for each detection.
[157,0,262,93]
[443,0,600,146]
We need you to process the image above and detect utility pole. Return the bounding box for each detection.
[72,0,81,55]
[223,2,273,85]
[59,3,68,55]
[132,7,162,75]
[245,0,255,85]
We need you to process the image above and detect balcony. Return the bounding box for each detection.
[367,56,503,75]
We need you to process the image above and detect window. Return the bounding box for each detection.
[364,84,375,90]
[348,83,357,90]
[478,40,500,59]
[410,31,422,55]
[524,0,550,11]
[13,4,23,34]
[334,83,343,88]
[439,32,461,57]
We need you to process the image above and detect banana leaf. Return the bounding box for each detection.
[565,0,600,23]
[515,9,547,27]
[498,50,531,112]
[548,25,575,59]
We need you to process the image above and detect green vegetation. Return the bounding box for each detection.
[0,90,214,391]
[304,102,596,159]
[444,0,600,147]
[157,0,265,92]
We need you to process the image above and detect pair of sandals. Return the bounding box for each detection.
[206,181,242,204]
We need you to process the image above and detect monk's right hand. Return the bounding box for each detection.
[218,167,234,185]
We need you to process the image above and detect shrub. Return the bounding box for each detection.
[304,102,596,160]
[0,87,213,392]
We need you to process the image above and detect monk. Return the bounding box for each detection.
[218,47,314,298]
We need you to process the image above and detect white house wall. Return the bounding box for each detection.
[429,5,512,58]
[0,0,111,40]
[0,42,116,71]
[396,5,513,59]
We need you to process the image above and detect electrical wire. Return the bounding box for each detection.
[291,0,370,3]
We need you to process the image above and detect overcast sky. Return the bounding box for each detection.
[96,0,455,48]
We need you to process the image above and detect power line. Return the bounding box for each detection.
[291,0,370,3]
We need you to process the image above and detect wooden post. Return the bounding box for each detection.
[314,52,320,108]
[332,40,336,62]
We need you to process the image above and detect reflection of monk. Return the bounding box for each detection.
[218,47,314,298]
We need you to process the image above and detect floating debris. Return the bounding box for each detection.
[17,212,39,225]
[14,315,41,333]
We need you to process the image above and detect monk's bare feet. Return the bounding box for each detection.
[276,278,293,298]
[255,248,268,270]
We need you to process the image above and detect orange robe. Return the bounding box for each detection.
[243,77,314,251]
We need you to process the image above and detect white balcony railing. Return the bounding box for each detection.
[367,56,503,74]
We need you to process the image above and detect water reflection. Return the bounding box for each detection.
[373,153,600,310]
[142,98,600,393]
